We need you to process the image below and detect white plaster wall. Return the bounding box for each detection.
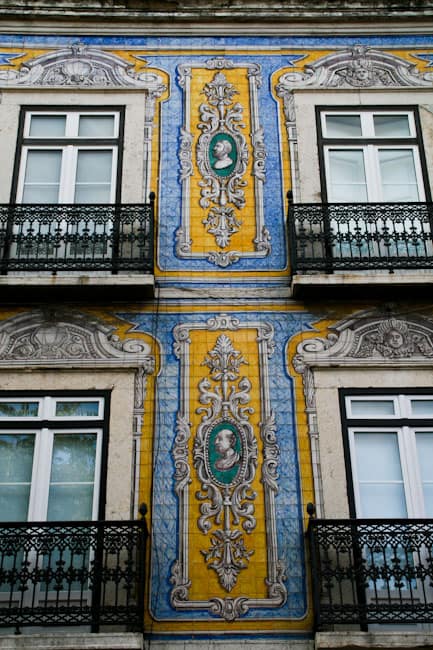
[314,366,433,519]
[0,368,136,519]
[0,89,146,203]
[294,88,433,203]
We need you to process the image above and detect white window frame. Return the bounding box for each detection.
[0,395,105,522]
[0,396,104,421]
[32,426,103,522]
[345,393,433,519]
[16,110,120,204]
[23,111,120,140]
[320,109,426,203]
[320,110,418,140]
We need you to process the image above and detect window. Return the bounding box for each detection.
[318,109,427,202]
[14,108,122,204]
[0,394,108,522]
[342,391,433,518]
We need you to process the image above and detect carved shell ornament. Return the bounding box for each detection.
[0,43,167,91]
[294,313,433,370]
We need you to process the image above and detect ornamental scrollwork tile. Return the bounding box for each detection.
[206,314,241,331]
[175,59,269,265]
[0,309,153,368]
[208,596,249,620]
[170,315,285,620]
[194,334,257,592]
[173,414,192,495]
[197,71,249,248]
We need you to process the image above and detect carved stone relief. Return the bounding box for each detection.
[292,310,433,515]
[275,46,433,201]
[0,309,155,515]
[0,43,167,91]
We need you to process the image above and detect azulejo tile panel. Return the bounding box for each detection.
[117,308,320,628]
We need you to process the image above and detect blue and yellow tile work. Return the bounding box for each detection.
[0,30,432,640]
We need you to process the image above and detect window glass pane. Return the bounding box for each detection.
[75,151,112,183]
[29,115,66,138]
[0,485,32,521]
[74,150,113,204]
[50,434,97,483]
[22,150,62,204]
[48,433,97,521]
[0,434,35,521]
[358,483,408,518]
[74,185,112,203]
[24,150,62,184]
[328,149,368,201]
[354,432,407,517]
[0,434,35,482]
[373,114,411,138]
[55,401,100,417]
[0,401,39,417]
[47,484,94,521]
[355,432,403,482]
[410,400,433,416]
[415,432,433,517]
[378,149,419,202]
[325,114,362,137]
[350,399,395,417]
[78,115,115,137]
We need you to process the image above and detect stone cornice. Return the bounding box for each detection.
[0,0,432,24]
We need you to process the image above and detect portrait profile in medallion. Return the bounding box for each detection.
[209,134,237,176]
[208,421,243,486]
[214,427,240,470]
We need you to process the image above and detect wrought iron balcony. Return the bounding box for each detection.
[288,202,433,273]
[307,514,433,631]
[0,200,154,274]
[0,515,148,632]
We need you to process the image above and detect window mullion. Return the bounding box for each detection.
[361,111,372,137]
[67,112,79,138]
[28,428,53,521]
[60,146,77,204]
[398,426,419,518]
[366,145,382,202]
[348,428,364,517]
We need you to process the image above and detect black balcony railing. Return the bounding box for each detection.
[307,513,433,630]
[288,201,433,273]
[0,513,148,632]
[0,199,154,274]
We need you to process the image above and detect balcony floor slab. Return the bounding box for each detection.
[0,274,154,302]
[316,631,433,650]
[0,633,143,650]
[292,271,433,299]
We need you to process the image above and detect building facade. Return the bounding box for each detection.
[0,2,432,649]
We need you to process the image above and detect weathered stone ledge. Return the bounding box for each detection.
[0,0,432,22]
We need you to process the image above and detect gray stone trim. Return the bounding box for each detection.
[275,46,433,201]
[0,308,155,517]
[292,309,433,515]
